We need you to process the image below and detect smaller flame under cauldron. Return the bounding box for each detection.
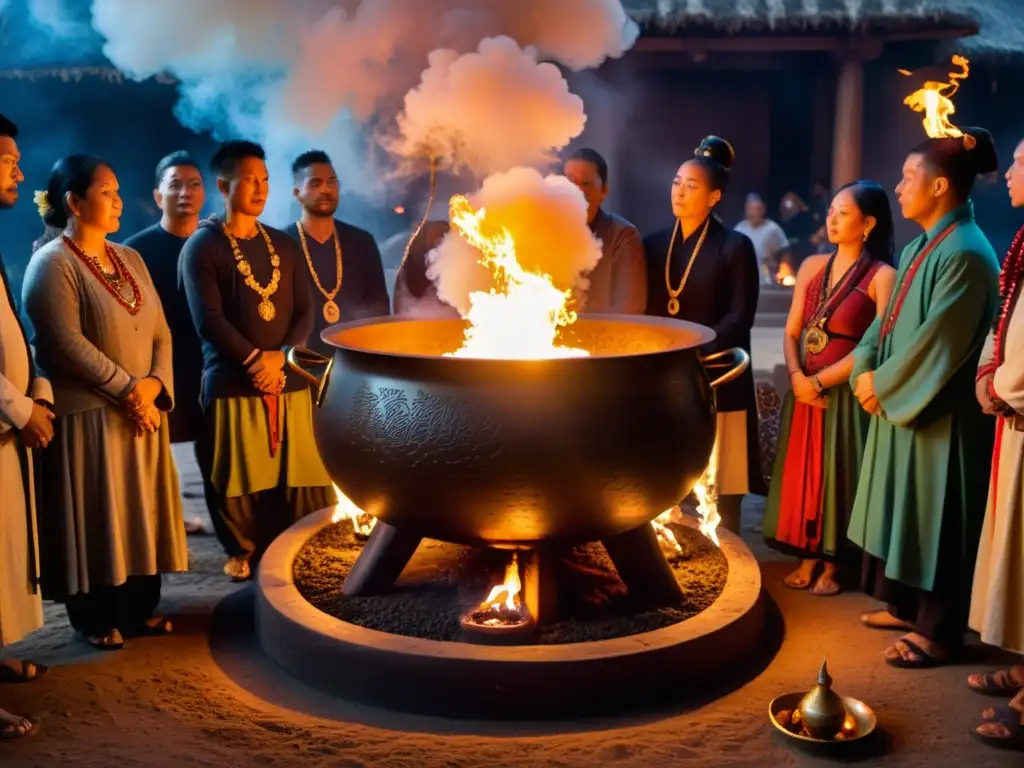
[459,553,537,644]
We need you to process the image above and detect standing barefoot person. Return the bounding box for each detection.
[763,181,896,595]
[0,113,48,740]
[967,135,1024,751]
[24,154,188,651]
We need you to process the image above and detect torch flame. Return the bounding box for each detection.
[331,484,377,538]
[652,438,721,550]
[902,55,970,140]
[479,552,523,614]
[445,194,588,359]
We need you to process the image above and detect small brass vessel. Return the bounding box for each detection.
[797,659,847,739]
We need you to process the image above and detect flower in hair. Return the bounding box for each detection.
[33,190,51,219]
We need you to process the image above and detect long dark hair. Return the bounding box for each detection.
[834,180,895,265]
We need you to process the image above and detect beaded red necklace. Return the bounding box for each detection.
[991,225,1024,367]
[63,235,144,316]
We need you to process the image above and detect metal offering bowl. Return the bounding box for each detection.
[769,691,877,745]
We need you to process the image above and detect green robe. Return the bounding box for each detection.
[847,202,999,592]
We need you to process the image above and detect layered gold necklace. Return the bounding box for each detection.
[663,217,711,316]
[222,221,281,322]
[295,221,343,323]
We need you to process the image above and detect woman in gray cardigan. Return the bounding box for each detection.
[23,154,187,651]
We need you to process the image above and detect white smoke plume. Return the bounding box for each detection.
[390,36,586,177]
[54,0,639,223]
[428,167,602,315]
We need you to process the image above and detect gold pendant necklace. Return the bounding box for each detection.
[222,221,281,322]
[296,220,343,324]
[664,217,710,316]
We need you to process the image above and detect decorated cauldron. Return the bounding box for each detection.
[286,314,748,549]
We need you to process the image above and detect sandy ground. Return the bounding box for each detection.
[1,442,1021,767]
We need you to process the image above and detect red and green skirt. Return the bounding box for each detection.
[762,385,869,559]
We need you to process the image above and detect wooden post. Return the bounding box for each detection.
[831,54,865,189]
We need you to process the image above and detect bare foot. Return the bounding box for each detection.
[224,556,251,582]
[968,665,1024,695]
[783,559,819,589]
[860,609,913,630]
[0,707,38,740]
[809,563,841,596]
[884,632,949,667]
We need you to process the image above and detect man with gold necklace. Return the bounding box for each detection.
[284,150,390,356]
[180,140,336,582]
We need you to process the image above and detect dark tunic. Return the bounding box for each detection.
[123,224,203,442]
[283,219,390,357]
[643,214,765,494]
[180,218,314,407]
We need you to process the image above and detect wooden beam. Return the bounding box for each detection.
[633,37,840,54]
[632,26,978,55]
[831,56,865,189]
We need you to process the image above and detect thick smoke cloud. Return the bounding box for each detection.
[64,0,638,222]
[427,167,602,315]
[389,36,586,177]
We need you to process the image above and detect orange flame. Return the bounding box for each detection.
[331,484,377,538]
[776,261,797,287]
[901,55,971,140]
[652,439,721,550]
[478,553,523,615]
[445,194,588,359]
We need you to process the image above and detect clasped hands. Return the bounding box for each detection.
[247,350,287,395]
[790,371,827,409]
[124,376,163,436]
[976,372,1011,417]
[853,371,882,416]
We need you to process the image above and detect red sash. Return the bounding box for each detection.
[879,222,958,341]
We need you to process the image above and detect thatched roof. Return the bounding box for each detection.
[623,0,1024,57]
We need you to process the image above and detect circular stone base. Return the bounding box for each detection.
[256,509,764,719]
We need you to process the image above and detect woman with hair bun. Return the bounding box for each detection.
[22,154,187,651]
[762,181,897,595]
[849,127,1001,668]
[643,136,764,534]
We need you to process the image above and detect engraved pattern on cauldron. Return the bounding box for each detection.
[348,383,503,468]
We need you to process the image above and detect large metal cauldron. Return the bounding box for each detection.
[287,314,748,549]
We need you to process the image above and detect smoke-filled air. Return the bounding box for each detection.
[52,0,638,218]
[40,0,639,336]
[389,36,587,177]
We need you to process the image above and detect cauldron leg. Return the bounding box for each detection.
[341,521,422,596]
[601,524,684,605]
[522,547,558,625]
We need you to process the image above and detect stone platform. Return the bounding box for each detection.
[256,510,765,720]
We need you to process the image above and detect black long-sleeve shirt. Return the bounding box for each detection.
[180,217,314,405]
[283,219,390,356]
[642,214,760,414]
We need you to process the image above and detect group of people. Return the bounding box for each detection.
[0,102,1022,748]
[0,114,392,738]
[763,126,1024,748]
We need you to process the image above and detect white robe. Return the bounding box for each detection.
[0,268,48,647]
[970,313,1024,654]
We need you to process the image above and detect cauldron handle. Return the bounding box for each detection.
[286,346,333,407]
[699,347,750,389]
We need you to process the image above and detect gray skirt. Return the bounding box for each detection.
[38,405,188,599]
